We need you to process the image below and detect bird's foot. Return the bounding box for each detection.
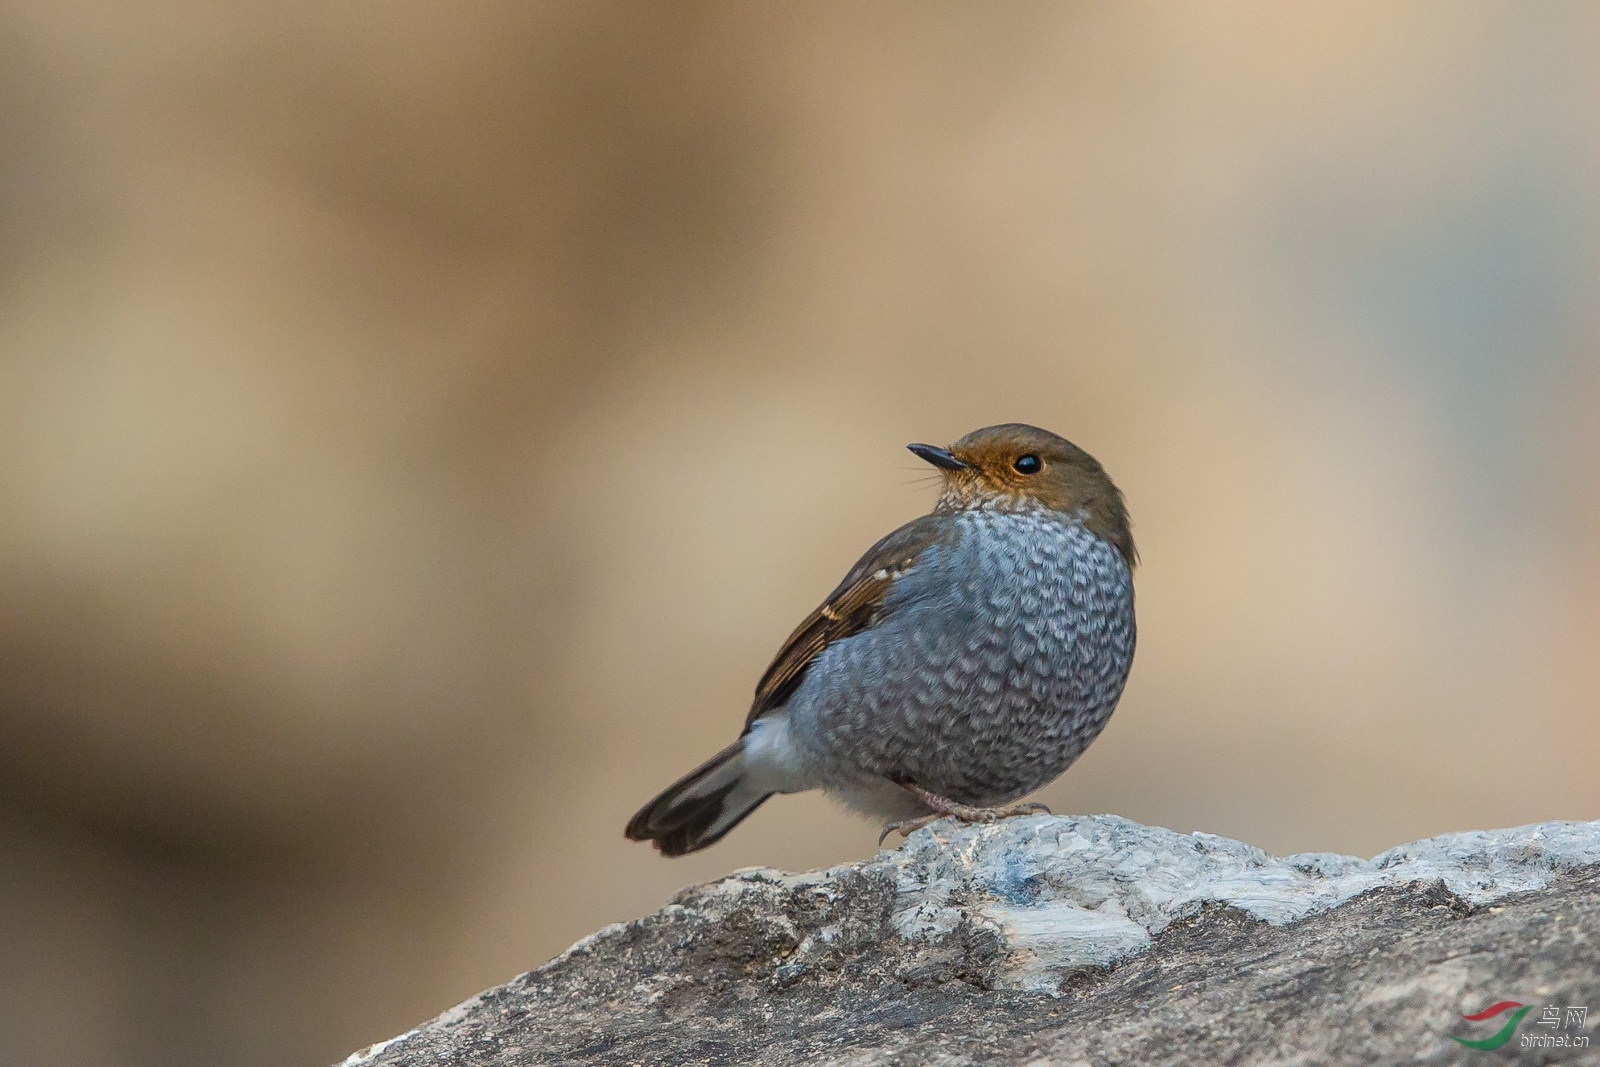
[878,782,1052,844]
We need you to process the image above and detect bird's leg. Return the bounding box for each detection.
[878,781,1052,843]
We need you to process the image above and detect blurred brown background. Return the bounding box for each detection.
[1,2,1597,1065]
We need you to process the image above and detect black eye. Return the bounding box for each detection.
[1013,454,1042,474]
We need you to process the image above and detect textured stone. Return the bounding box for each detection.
[340,816,1600,1066]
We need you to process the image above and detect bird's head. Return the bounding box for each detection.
[908,423,1135,567]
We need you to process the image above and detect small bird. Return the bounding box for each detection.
[625,423,1136,856]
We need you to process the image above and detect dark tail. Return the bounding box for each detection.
[625,740,773,856]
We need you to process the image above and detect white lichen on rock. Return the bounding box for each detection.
[888,814,1600,992]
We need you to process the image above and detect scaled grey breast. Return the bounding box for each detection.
[785,507,1135,807]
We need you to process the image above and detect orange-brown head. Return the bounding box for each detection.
[908,423,1136,568]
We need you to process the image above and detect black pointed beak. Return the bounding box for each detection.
[907,443,969,471]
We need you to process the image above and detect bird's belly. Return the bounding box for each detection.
[865,638,1127,805]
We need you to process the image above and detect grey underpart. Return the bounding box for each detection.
[340,814,1600,1067]
[775,509,1135,820]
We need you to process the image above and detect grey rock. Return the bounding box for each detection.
[341,816,1600,1066]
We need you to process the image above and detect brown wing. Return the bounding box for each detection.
[743,514,946,731]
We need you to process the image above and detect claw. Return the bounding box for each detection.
[878,814,942,845]
[961,800,1052,822]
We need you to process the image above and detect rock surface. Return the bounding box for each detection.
[341,816,1600,1066]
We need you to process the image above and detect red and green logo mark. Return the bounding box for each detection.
[1449,1001,1533,1050]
